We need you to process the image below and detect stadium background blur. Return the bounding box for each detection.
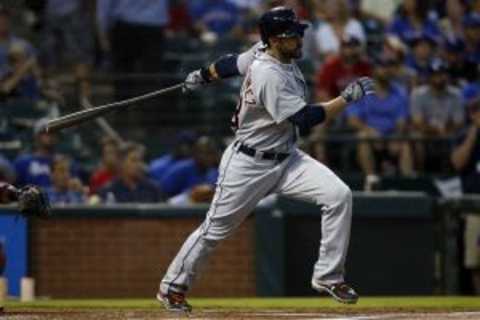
[0,0,480,300]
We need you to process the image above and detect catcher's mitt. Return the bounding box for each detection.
[17,185,50,218]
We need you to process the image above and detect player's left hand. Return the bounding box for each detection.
[183,69,208,92]
[341,77,375,103]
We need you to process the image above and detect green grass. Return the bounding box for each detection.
[4,297,480,311]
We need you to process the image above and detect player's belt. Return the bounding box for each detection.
[236,143,289,162]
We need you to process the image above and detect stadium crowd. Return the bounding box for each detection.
[0,0,480,202]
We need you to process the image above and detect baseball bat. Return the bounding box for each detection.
[44,83,184,133]
[81,98,127,148]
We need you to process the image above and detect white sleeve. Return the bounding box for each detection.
[252,67,307,124]
[237,42,263,76]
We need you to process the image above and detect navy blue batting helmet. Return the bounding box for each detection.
[259,7,308,46]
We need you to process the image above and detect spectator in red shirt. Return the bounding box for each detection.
[315,35,372,102]
[89,137,119,194]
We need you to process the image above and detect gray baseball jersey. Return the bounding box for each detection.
[160,43,353,295]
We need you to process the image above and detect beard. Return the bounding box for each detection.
[280,43,303,60]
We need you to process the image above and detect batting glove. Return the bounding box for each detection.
[340,77,375,103]
[183,69,208,92]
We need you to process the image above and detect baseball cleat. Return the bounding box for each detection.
[311,279,359,304]
[157,291,192,313]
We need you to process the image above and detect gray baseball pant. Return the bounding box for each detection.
[160,142,352,294]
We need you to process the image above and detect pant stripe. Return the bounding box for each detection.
[166,147,236,293]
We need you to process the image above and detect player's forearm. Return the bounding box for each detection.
[317,96,348,123]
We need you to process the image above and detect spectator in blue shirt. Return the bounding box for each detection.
[46,155,86,205]
[388,0,442,45]
[14,119,58,188]
[160,136,219,198]
[99,143,164,203]
[347,56,413,188]
[149,131,197,184]
[189,0,240,40]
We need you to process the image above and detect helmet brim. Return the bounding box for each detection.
[276,22,309,38]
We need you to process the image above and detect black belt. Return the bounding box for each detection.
[236,143,289,162]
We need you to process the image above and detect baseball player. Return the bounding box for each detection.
[158,7,374,312]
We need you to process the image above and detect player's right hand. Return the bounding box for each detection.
[341,77,375,103]
[183,69,208,92]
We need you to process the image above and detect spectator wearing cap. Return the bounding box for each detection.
[89,137,120,194]
[315,35,372,102]
[14,119,57,188]
[388,0,442,45]
[411,58,465,171]
[346,55,412,188]
[40,0,94,101]
[160,136,219,198]
[98,143,164,203]
[405,32,438,87]
[46,154,87,205]
[451,94,480,294]
[148,131,196,185]
[312,0,366,59]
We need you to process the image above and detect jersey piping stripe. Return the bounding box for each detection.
[167,145,237,293]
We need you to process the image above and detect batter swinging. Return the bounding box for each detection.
[158,7,375,312]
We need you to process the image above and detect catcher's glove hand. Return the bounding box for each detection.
[17,185,50,218]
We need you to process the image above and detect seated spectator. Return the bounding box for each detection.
[387,0,442,45]
[442,38,477,86]
[0,7,35,70]
[346,56,412,189]
[382,35,414,90]
[451,96,480,294]
[405,32,437,87]
[148,131,196,185]
[98,143,163,203]
[313,0,366,59]
[0,41,41,101]
[160,136,219,198]
[14,119,57,188]
[315,35,372,102]
[411,58,464,171]
[89,137,120,194]
[46,155,87,205]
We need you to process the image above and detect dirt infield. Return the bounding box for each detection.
[3,309,480,320]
